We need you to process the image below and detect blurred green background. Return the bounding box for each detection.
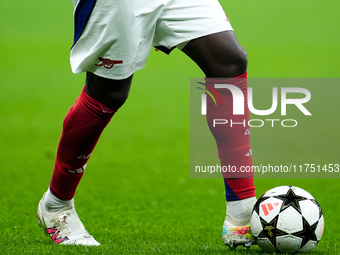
[0,0,339,254]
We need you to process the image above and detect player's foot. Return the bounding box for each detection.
[222,197,256,249]
[37,193,100,246]
[222,213,255,249]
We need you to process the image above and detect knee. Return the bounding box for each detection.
[231,48,248,76]
[104,87,130,110]
[85,72,132,110]
[211,47,248,78]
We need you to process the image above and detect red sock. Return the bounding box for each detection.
[50,87,115,200]
[205,73,255,201]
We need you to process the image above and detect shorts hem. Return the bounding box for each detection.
[72,63,145,80]
[160,22,233,52]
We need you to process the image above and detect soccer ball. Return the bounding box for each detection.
[250,186,324,253]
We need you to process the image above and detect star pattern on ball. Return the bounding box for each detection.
[293,217,318,248]
[274,188,307,213]
[258,216,286,247]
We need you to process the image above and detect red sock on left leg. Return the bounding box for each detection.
[50,87,116,200]
[205,73,255,201]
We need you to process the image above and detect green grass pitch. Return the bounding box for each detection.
[0,0,339,254]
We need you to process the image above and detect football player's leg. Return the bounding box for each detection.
[39,0,169,246]
[38,74,132,245]
[182,30,255,202]
[182,31,256,247]
[38,0,158,244]
[50,74,132,202]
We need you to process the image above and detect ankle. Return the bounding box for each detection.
[43,188,74,213]
[226,196,256,221]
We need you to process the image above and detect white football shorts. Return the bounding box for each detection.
[70,0,233,80]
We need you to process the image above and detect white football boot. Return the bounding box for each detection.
[222,197,257,249]
[37,193,100,246]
